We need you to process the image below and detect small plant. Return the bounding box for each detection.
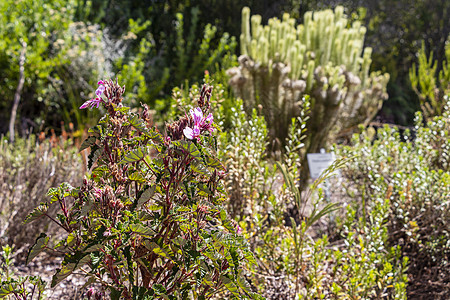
[0,245,46,299]
[24,80,261,299]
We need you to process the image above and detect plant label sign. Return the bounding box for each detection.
[307,150,336,179]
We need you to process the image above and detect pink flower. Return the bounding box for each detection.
[80,81,106,109]
[95,84,105,97]
[79,98,104,109]
[93,188,102,199]
[183,108,215,140]
[192,107,203,124]
[183,125,201,140]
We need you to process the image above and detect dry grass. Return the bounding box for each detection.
[0,134,83,258]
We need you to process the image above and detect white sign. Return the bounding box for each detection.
[307,150,335,179]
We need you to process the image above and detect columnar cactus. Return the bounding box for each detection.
[227,6,389,182]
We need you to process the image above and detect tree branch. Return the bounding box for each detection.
[9,41,27,143]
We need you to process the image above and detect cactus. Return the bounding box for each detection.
[409,38,450,119]
[227,6,389,183]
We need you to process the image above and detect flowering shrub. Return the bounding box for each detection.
[24,80,261,299]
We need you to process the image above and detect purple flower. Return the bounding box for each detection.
[80,81,106,109]
[183,108,215,140]
[192,107,203,124]
[79,97,104,109]
[95,84,105,97]
[236,224,242,234]
[183,125,201,140]
[205,113,214,132]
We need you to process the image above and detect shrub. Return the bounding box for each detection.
[24,80,261,299]
[338,97,450,297]
[216,86,407,298]
[409,37,450,119]
[239,159,408,299]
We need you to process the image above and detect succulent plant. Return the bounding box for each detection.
[227,6,389,183]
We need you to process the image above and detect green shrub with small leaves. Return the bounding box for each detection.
[338,96,450,297]
[215,86,407,298]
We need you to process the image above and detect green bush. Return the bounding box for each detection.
[338,97,450,297]
[216,82,407,298]
[410,37,450,119]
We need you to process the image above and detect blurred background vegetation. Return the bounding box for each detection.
[0,0,448,136]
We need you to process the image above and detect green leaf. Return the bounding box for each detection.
[190,160,208,175]
[249,292,266,300]
[219,209,234,232]
[129,114,147,132]
[92,165,109,179]
[123,246,134,285]
[129,171,146,183]
[206,156,225,170]
[24,202,48,224]
[88,125,103,135]
[116,106,130,114]
[237,272,252,294]
[276,162,301,207]
[220,275,240,297]
[0,286,13,297]
[51,263,75,287]
[198,183,213,195]
[152,284,167,295]
[136,185,156,208]
[66,233,76,247]
[79,136,97,152]
[306,202,340,230]
[51,254,91,287]
[90,252,103,268]
[26,233,49,265]
[129,224,155,237]
[144,241,173,259]
[119,147,146,164]
[46,187,59,197]
[88,144,102,170]
[174,140,201,158]
[310,156,357,191]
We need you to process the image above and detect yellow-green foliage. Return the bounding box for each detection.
[409,37,450,119]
